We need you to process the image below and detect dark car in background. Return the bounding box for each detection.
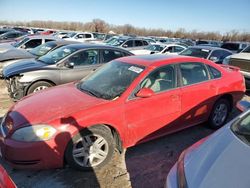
[196,40,222,47]
[179,46,232,64]
[0,30,27,43]
[221,42,249,53]
[3,44,133,100]
[0,28,14,35]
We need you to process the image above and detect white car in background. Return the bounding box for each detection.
[130,43,186,55]
[64,32,95,42]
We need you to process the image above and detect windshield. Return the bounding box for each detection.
[12,37,29,48]
[146,44,165,52]
[29,42,57,57]
[78,61,144,100]
[93,33,105,40]
[179,48,211,59]
[232,111,250,145]
[38,46,77,64]
[242,46,250,53]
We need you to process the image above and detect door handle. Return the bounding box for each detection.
[170,94,180,101]
[210,85,216,90]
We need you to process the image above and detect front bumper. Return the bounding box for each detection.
[0,137,64,169]
[165,163,178,188]
[0,121,68,169]
[5,78,30,101]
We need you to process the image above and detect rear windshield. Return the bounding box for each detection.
[231,111,250,146]
[179,48,210,59]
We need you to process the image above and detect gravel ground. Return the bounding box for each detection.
[0,79,249,188]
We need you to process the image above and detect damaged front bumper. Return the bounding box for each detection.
[5,77,30,101]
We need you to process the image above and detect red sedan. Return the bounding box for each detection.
[0,55,245,170]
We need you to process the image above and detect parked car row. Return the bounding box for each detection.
[0,26,249,188]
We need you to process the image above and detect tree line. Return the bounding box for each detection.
[1,19,250,42]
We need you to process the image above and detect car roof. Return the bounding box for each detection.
[117,54,209,68]
[46,40,80,46]
[189,45,232,52]
[26,35,59,40]
[63,43,133,53]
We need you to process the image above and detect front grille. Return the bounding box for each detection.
[0,115,7,137]
[229,58,250,72]
[0,114,13,137]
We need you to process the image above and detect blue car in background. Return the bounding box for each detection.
[166,101,250,188]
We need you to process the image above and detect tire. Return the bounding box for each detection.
[65,125,115,171]
[208,98,230,129]
[27,81,53,94]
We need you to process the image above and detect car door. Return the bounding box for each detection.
[178,62,217,128]
[59,49,100,84]
[124,64,181,145]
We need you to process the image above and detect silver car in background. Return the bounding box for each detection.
[2,43,133,100]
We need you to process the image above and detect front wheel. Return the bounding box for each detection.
[65,125,115,171]
[27,81,53,94]
[208,98,230,129]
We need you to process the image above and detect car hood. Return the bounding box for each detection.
[0,47,35,62]
[184,122,250,188]
[130,49,152,55]
[6,83,108,130]
[3,59,45,77]
[230,52,250,61]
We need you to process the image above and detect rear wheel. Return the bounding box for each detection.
[65,125,115,171]
[208,98,230,129]
[27,81,53,94]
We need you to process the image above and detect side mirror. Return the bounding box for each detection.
[20,44,26,49]
[236,100,250,112]
[136,88,154,98]
[123,44,128,48]
[65,61,74,68]
[209,56,219,62]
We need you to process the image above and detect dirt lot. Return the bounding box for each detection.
[0,79,248,188]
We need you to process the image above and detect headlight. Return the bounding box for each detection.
[177,150,188,188]
[11,125,57,142]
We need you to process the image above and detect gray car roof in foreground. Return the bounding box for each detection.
[26,35,60,40]
[65,43,133,52]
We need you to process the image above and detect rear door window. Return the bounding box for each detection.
[68,49,99,66]
[179,63,209,86]
[101,49,124,63]
[135,40,143,47]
